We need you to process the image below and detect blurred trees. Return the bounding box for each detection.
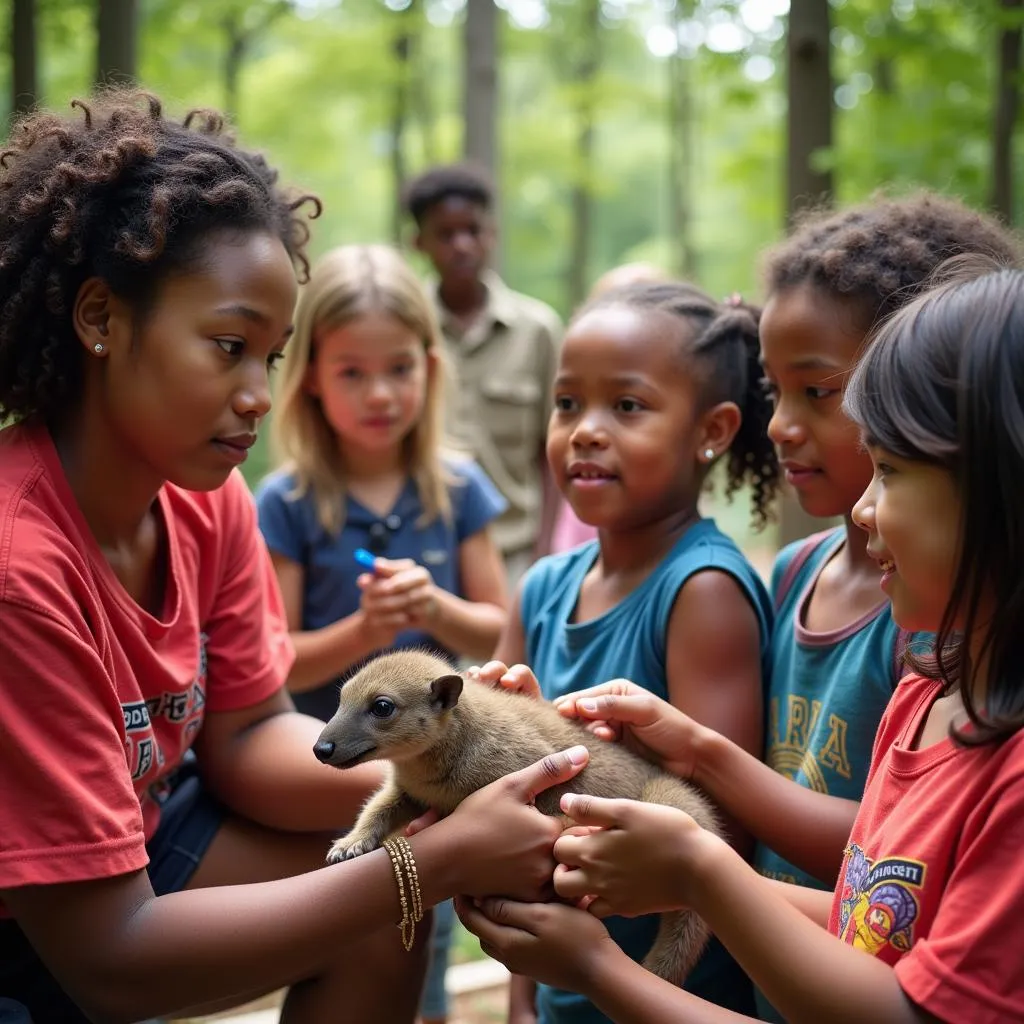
[463,0,498,174]
[8,1,1017,308]
[992,0,1023,220]
[3,0,1021,533]
[11,0,37,116]
[96,0,137,85]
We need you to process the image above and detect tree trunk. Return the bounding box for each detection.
[390,7,414,243]
[224,16,246,124]
[462,0,500,267]
[786,0,832,216]
[12,0,38,120]
[992,0,1023,223]
[408,0,436,167]
[566,0,601,310]
[462,0,498,173]
[221,4,290,127]
[780,0,834,547]
[667,3,697,280]
[96,0,138,87]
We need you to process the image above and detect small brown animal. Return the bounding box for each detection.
[313,649,720,986]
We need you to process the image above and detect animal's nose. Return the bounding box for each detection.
[313,740,335,763]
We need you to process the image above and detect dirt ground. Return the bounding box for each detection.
[449,981,509,1024]
[177,979,510,1024]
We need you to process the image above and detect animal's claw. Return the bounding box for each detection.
[326,835,378,864]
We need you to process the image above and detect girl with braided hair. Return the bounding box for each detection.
[0,91,590,1024]
[475,280,780,1022]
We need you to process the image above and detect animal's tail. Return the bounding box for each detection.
[642,908,710,986]
[637,774,718,985]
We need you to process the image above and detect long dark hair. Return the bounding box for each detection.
[844,258,1024,745]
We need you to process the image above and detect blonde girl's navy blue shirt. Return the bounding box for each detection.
[255,458,506,721]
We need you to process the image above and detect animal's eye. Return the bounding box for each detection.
[369,697,396,719]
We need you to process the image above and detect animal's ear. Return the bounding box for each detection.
[429,673,463,711]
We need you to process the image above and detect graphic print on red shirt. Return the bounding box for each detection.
[836,844,925,955]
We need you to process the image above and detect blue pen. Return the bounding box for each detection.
[354,548,377,570]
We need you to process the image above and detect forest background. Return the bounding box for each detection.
[6,0,1024,549]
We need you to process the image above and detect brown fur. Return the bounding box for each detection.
[314,650,719,986]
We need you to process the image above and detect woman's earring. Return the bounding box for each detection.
[93,343,104,354]
[703,448,715,461]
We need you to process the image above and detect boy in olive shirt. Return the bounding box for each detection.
[403,163,562,586]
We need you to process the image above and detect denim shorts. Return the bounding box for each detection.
[0,759,225,1023]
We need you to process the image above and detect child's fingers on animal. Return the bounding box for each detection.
[558,824,602,839]
[559,792,628,828]
[553,679,645,712]
[552,860,593,901]
[507,745,590,802]
[552,864,600,911]
[552,701,621,739]
[474,659,511,686]
[572,692,663,725]
[552,865,614,918]
[582,720,621,741]
[552,695,585,716]
[499,665,542,698]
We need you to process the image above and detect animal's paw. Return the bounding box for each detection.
[326,833,379,864]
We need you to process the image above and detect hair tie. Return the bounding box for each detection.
[725,292,744,307]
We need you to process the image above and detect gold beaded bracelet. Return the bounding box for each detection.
[383,835,423,951]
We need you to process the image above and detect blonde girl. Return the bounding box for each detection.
[256,243,508,723]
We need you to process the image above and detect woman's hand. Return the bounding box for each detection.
[553,793,722,918]
[553,680,704,780]
[434,745,590,900]
[465,660,543,700]
[456,895,619,995]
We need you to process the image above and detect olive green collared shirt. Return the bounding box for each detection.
[432,271,562,557]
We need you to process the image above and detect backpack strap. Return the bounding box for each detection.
[773,529,839,612]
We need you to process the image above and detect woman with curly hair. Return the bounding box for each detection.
[0,91,588,1024]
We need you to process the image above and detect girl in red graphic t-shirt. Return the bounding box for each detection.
[0,91,589,1024]
[457,263,1024,1024]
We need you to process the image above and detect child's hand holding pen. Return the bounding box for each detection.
[355,548,441,639]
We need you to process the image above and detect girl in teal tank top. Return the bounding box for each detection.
[477,281,781,1024]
